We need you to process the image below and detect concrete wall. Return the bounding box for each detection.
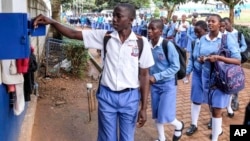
[0,1,49,141]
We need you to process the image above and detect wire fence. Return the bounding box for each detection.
[45,38,66,77]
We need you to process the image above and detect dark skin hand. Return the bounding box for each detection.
[137,68,150,128]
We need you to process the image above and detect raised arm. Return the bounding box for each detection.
[33,14,83,40]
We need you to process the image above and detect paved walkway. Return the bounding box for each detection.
[88,48,250,141]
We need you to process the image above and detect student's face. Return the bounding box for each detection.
[147,23,162,40]
[172,16,177,21]
[224,20,232,31]
[207,16,220,32]
[112,6,133,31]
[220,21,226,33]
[194,26,207,38]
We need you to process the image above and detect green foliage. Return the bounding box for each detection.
[95,0,150,9]
[234,25,250,39]
[62,38,90,79]
[153,7,160,18]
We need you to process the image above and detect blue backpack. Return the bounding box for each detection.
[211,34,245,94]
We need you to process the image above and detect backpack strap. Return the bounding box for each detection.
[238,32,242,47]
[136,35,143,59]
[103,31,113,61]
[162,39,178,85]
[221,34,227,49]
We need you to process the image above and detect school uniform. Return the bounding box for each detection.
[199,32,241,108]
[82,30,154,141]
[186,39,204,103]
[186,25,197,52]
[166,21,178,40]
[149,37,180,123]
[175,21,190,49]
[228,28,247,52]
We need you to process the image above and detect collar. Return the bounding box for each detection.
[205,31,222,41]
[150,37,163,49]
[110,31,139,41]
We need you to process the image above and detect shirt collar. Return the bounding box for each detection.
[150,37,163,49]
[110,31,139,41]
[205,31,222,41]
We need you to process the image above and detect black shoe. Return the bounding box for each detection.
[173,121,184,141]
[209,131,223,139]
[186,124,198,136]
[232,102,239,111]
[207,118,212,129]
[227,112,234,118]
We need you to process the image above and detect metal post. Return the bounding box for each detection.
[86,83,93,122]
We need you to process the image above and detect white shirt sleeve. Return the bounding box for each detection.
[139,37,155,68]
[82,30,108,50]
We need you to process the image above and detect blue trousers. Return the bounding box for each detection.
[96,85,140,141]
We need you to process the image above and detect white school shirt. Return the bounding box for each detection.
[176,21,190,32]
[82,30,154,91]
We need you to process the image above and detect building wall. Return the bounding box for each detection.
[0,1,49,141]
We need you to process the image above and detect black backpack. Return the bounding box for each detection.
[162,39,187,85]
[238,32,250,63]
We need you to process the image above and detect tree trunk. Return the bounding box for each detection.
[51,0,62,39]
[229,5,234,25]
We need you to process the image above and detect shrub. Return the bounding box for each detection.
[62,38,89,79]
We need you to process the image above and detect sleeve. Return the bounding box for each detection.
[227,33,241,60]
[82,30,107,49]
[153,41,180,81]
[187,27,193,40]
[186,40,196,74]
[239,33,247,52]
[139,37,155,69]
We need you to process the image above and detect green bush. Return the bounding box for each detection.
[234,25,250,39]
[62,38,90,79]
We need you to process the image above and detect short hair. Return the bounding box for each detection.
[115,3,136,19]
[223,17,231,23]
[195,20,208,32]
[150,19,164,30]
[209,14,222,21]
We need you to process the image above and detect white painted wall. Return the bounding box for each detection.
[1,0,27,12]
[0,0,2,12]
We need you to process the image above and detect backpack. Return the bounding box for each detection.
[162,39,187,84]
[210,34,245,94]
[238,32,250,63]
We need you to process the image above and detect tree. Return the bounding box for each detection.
[95,0,150,9]
[51,0,73,39]
[154,0,186,20]
[217,0,244,24]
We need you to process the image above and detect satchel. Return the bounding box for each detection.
[211,34,245,94]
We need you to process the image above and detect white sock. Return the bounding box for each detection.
[155,120,166,141]
[191,103,201,127]
[212,117,222,141]
[227,95,233,114]
[170,118,182,137]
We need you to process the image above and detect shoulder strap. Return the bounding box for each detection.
[162,39,169,62]
[136,35,143,59]
[221,34,227,49]
[238,32,242,46]
[103,31,113,60]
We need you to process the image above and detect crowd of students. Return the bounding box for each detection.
[33,3,247,141]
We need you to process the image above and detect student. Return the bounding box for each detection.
[166,15,178,42]
[223,17,247,113]
[182,17,197,84]
[148,19,184,141]
[185,20,209,136]
[198,14,241,141]
[175,14,190,49]
[33,3,155,141]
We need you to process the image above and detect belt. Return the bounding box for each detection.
[102,85,135,94]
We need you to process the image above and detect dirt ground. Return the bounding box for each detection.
[31,58,101,141]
